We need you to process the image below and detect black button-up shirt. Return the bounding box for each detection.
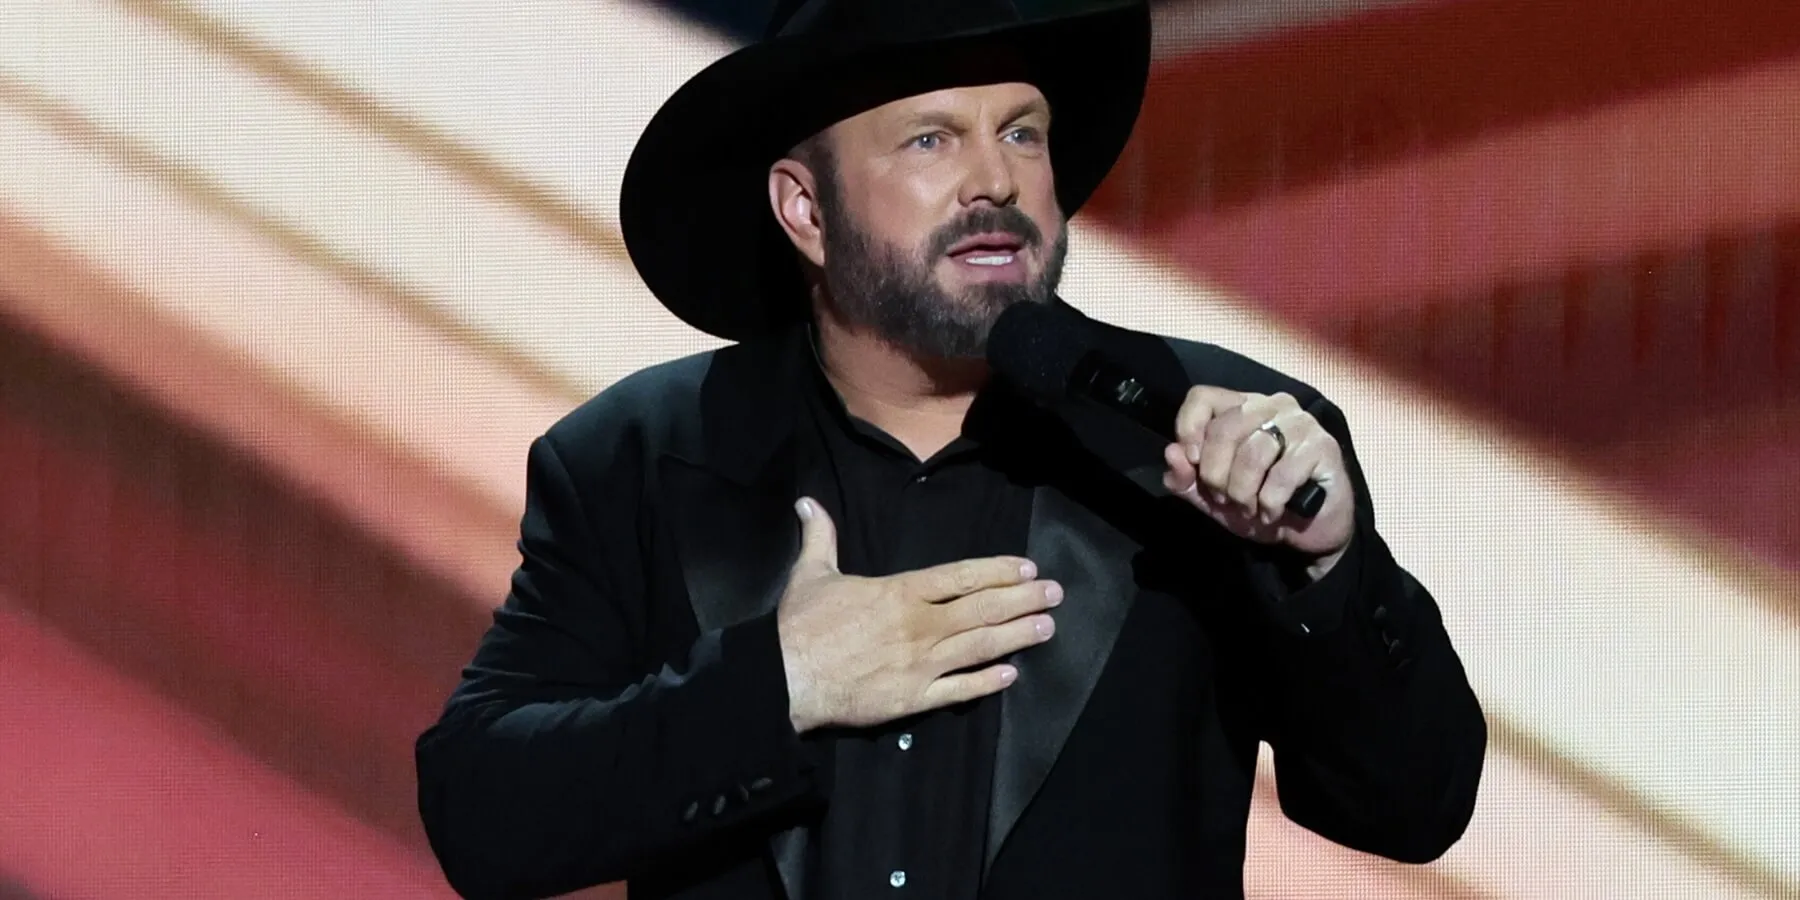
[795,354,1035,900]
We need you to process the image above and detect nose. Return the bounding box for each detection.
[957,134,1020,209]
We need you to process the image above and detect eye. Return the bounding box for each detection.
[908,132,943,151]
[1005,126,1045,146]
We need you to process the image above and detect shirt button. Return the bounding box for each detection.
[896,733,913,751]
[889,870,907,888]
[912,473,928,484]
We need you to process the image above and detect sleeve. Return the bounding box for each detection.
[414,432,818,900]
[1239,395,1488,864]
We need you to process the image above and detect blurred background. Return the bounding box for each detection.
[2,0,1797,897]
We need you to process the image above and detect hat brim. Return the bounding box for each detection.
[619,2,1152,342]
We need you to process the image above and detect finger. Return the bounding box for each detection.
[1162,443,1198,496]
[899,555,1037,603]
[932,615,1054,674]
[941,579,1063,633]
[1197,393,1287,490]
[1175,386,1240,463]
[918,664,1019,712]
[1195,416,1240,498]
[1258,428,1335,523]
[1225,422,1289,514]
[793,497,838,574]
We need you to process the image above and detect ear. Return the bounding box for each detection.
[768,158,827,269]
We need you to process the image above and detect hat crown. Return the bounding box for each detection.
[623,0,1150,341]
[765,0,1025,42]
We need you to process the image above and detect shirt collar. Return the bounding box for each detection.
[802,322,999,462]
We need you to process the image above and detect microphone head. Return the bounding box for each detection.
[986,301,1090,403]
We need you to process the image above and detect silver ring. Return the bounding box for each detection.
[1258,420,1287,462]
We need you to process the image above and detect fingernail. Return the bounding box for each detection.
[1185,443,1201,464]
[795,498,813,520]
[1020,560,1038,580]
[1035,616,1056,638]
[1044,582,1064,605]
[998,666,1018,684]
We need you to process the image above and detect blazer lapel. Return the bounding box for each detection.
[962,367,1157,876]
[659,328,816,900]
[662,456,798,634]
[662,454,811,900]
[985,480,1141,873]
[662,327,810,636]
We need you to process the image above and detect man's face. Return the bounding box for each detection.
[805,82,1068,359]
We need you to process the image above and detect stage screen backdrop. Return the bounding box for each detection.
[1,1,1796,898]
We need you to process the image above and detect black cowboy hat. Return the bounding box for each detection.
[618,0,1152,342]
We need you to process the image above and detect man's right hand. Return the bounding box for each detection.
[776,497,1061,734]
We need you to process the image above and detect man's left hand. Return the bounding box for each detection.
[1161,386,1356,578]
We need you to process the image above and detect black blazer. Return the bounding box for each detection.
[415,311,1486,900]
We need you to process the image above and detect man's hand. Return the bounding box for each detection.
[776,498,1060,734]
[1162,386,1356,575]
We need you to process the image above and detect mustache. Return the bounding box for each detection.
[926,206,1045,259]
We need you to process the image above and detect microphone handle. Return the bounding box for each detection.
[1071,355,1328,519]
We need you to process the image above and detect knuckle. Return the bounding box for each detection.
[949,678,978,705]
[1206,416,1242,444]
[1018,583,1045,614]
[1281,437,1316,466]
[977,629,1005,659]
[1002,557,1029,582]
[1003,587,1032,622]
[986,629,1012,660]
[1257,435,1283,464]
[976,592,1002,626]
[954,569,978,596]
[1237,465,1265,489]
[981,561,1010,589]
[1202,457,1232,485]
[922,573,943,597]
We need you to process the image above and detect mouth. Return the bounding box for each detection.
[946,233,1027,268]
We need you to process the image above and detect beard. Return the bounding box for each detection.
[817,185,1069,360]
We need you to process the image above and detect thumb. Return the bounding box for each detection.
[794,497,839,574]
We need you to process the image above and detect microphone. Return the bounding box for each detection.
[987,303,1327,519]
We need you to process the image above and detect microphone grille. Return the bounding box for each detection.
[986,302,1089,403]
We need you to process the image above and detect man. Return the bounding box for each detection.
[414,1,1487,898]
